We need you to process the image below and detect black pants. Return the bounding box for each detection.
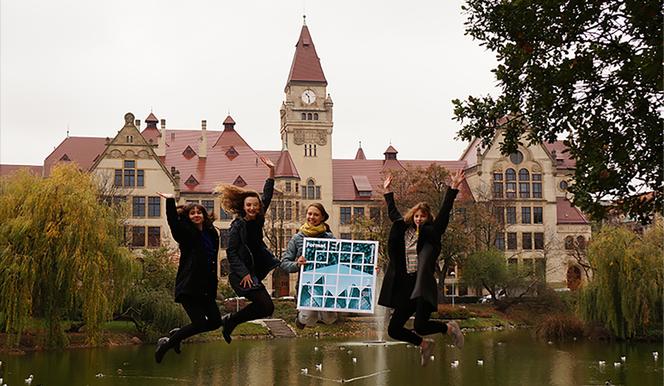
[387,275,447,346]
[168,295,222,347]
[226,288,274,334]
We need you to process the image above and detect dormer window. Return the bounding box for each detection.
[352,175,372,198]
[233,176,247,187]
[59,154,71,161]
[185,175,199,187]
[225,146,239,160]
[182,146,197,159]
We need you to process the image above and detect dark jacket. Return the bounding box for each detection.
[226,178,280,295]
[165,197,219,303]
[377,188,458,310]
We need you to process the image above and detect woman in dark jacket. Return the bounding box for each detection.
[154,192,221,363]
[218,156,280,343]
[378,169,465,366]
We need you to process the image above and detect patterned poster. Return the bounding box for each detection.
[297,237,379,314]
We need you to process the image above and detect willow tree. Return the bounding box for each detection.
[0,164,135,347]
[579,224,664,339]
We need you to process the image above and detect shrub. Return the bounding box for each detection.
[536,314,585,341]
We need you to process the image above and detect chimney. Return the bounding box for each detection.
[135,119,141,129]
[199,120,208,158]
[155,119,166,157]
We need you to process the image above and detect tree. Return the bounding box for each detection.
[0,165,135,347]
[579,223,663,338]
[453,0,663,223]
[462,248,510,301]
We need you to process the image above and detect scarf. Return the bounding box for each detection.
[299,222,328,237]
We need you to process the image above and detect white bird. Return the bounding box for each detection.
[315,332,320,339]
[352,357,357,364]
[339,346,345,351]
[477,360,484,366]
[0,378,3,384]
[598,360,606,366]
[547,341,553,345]
[347,350,353,355]
[613,362,621,367]
[300,368,308,375]
[314,346,319,352]
[315,363,322,371]
[25,374,34,385]
[653,351,659,359]
[451,360,459,368]
[620,356,626,362]
[95,373,104,378]
[430,355,435,361]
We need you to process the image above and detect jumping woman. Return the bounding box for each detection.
[378,169,465,366]
[218,156,280,343]
[154,193,221,363]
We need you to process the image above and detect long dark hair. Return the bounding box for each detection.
[218,185,263,219]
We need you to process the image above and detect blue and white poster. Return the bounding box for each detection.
[297,237,379,314]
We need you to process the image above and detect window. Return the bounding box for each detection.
[220,229,230,249]
[302,179,321,199]
[295,201,300,221]
[510,151,524,164]
[507,232,517,250]
[370,207,381,221]
[523,233,533,250]
[314,113,319,120]
[132,196,146,217]
[307,113,313,120]
[493,172,504,198]
[285,201,292,221]
[519,182,530,198]
[532,182,542,198]
[495,232,505,250]
[505,169,516,198]
[506,207,516,224]
[307,181,315,199]
[126,135,134,143]
[301,113,306,120]
[533,207,543,224]
[202,200,214,216]
[148,196,161,217]
[534,232,544,250]
[559,180,568,191]
[494,206,505,224]
[521,207,531,224]
[132,226,145,247]
[285,182,292,192]
[340,207,351,224]
[304,144,318,157]
[147,226,161,247]
[576,236,586,250]
[353,207,365,219]
[315,186,321,199]
[186,199,200,204]
[340,233,352,240]
[115,160,144,188]
[565,236,574,250]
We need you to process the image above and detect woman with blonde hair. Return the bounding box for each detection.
[280,202,337,328]
[218,156,280,343]
[378,169,465,366]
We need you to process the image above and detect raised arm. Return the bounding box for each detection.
[158,192,186,244]
[382,174,403,222]
[259,156,276,212]
[432,170,464,236]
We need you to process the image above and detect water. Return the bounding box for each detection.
[0,330,661,385]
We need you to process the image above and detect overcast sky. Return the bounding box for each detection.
[1,0,499,165]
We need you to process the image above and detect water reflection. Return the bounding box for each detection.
[0,330,661,386]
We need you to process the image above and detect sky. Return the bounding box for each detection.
[0,0,499,166]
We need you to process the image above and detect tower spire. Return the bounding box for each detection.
[285,23,327,90]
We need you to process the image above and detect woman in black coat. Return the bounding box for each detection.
[218,156,280,343]
[378,169,465,366]
[154,192,221,363]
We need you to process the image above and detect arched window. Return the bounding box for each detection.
[314,113,319,120]
[506,168,516,181]
[307,179,315,199]
[519,168,530,180]
[301,113,306,120]
[519,168,530,198]
[307,113,313,120]
[505,169,516,198]
[576,236,586,250]
[565,236,574,250]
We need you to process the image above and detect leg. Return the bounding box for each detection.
[413,299,447,336]
[387,300,421,346]
[169,297,222,346]
[223,288,273,342]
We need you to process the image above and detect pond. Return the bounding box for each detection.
[0,329,661,385]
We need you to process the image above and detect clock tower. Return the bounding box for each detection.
[280,21,335,225]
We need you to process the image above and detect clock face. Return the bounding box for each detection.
[301,90,316,105]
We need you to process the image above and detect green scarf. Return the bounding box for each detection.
[299,222,328,237]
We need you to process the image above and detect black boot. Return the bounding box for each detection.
[155,337,170,364]
[221,314,234,344]
[169,328,182,354]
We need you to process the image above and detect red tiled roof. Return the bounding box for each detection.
[223,115,236,127]
[0,164,43,177]
[556,197,589,224]
[43,137,107,177]
[384,145,398,154]
[286,25,327,88]
[145,113,158,123]
[165,126,271,193]
[274,149,300,178]
[332,158,470,201]
[544,141,576,169]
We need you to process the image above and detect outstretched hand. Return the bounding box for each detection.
[450,170,465,190]
[383,175,393,192]
[156,192,174,199]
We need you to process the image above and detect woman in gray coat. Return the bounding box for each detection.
[280,203,337,328]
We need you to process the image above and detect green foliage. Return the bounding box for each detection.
[122,247,189,340]
[579,224,664,339]
[0,165,135,347]
[454,0,663,222]
[462,248,509,297]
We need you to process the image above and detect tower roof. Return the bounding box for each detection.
[384,145,398,155]
[285,24,327,89]
[275,149,300,178]
[354,144,366,160]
